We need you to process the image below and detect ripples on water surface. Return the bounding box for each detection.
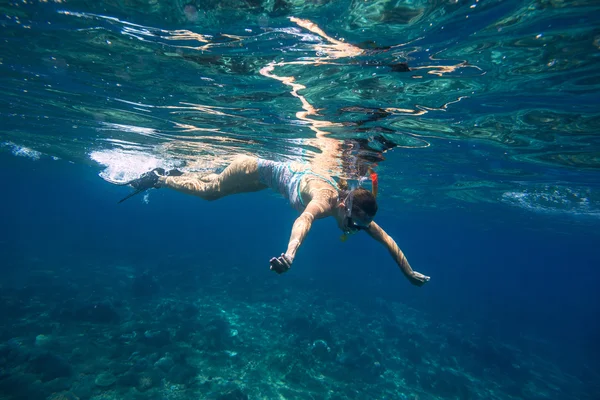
[1,0,599,215]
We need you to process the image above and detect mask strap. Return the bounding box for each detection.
[340,191,355,242]
[345,191,355,217]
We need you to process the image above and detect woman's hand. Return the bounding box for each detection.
[409,271,430,287]
[269,253,292,274]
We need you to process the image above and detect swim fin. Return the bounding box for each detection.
[116,168,183,204]
[117,187,147,204]
[116,170,161,203]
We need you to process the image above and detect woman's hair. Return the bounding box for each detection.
[348,187,378,218]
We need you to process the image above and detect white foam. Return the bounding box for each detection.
[1,142,42,160]
[101,122,157,137]
[502,186,599,218]
[90,148,178,184]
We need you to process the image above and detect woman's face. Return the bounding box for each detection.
[338,202,373,234]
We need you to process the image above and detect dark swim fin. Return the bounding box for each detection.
[116,168,181,204]
[117,188,147,204]
[116,171,157,203]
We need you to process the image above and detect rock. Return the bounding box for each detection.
[310,339,332,361]
[47,391,80,400]
[216,388,248,400]
[69,376,96,400]
[142,330,171,348]
[203,318,232,351]
[94,372,117,388]
[167,364,196,385]
[117,370,139,387]
[0,372,46,399]
[1,339,30,367]
[29,352,72,382]
[72,301,119,324]
[132,272,160,297]
[154,356,174,372]
[44,377,72,393]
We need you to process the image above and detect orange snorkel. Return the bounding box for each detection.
[369,167,378,198]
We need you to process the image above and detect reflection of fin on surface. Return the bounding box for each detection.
[338,106,391,124]
[390,62,410,72]
[357,41,392,51]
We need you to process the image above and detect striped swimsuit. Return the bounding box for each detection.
[257,159,338,211]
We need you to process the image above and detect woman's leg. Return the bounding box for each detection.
[161,155,267,200]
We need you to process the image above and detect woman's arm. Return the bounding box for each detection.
[366,221,430,286]
[269,194,333,273]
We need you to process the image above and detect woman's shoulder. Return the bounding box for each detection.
[302,176,338,202]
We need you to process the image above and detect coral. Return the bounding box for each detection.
[34,334,53,349]
[136,375,153,392]
[216,388,248,400]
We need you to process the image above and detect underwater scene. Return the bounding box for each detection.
[1,0,599,399]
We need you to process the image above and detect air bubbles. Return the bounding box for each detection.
[183,4,198,23]
[258,14,269,28]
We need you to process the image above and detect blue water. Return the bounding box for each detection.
[1,1,600,399]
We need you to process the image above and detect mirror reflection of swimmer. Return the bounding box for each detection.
[119,141,430,287]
